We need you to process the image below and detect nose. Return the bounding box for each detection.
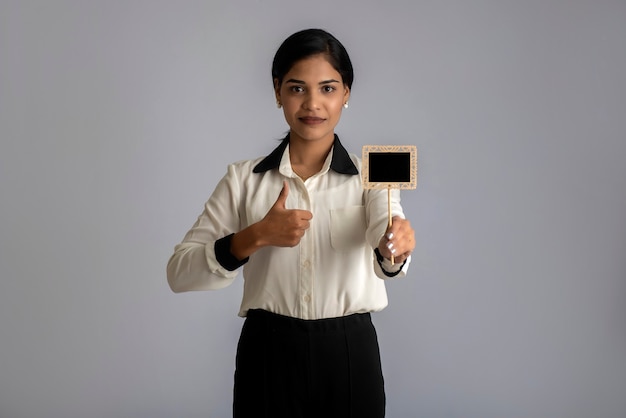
[302,90,320,110]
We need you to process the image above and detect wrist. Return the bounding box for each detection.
[215,234,249,271]
[374,248,406,277]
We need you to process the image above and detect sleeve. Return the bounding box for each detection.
[166,164,246,293]
[365,188,411,279]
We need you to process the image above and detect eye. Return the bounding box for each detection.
[322,85,336,93]
[290,85,304,93]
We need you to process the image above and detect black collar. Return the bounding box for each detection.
[252,133,359,175]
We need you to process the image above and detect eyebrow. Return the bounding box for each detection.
[285,78,341,85]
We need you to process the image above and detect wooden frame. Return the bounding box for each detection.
[361,145,418,190]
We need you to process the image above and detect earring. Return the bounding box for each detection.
[277,101,282,109]
[343,102,349,109]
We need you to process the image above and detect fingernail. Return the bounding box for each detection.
[386,242,394,250]
[387,233,394,240]
[391,248,396,254]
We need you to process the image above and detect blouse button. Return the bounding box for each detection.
[303,294,311,303]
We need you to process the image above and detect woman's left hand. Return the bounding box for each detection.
[377,216,415,264]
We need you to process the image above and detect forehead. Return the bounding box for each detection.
[283,54,342,82]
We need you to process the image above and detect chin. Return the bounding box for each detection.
[290,127,336,143]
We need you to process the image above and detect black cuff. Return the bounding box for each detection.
[374,248,406,278]
[215,234,249,271]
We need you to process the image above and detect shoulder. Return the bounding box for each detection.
[227,156,266,172]
[222,154,269,177]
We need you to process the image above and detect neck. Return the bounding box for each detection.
[288,132,335,179]
[288,133,334,164]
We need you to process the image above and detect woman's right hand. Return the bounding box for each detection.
[259,181,313,247]
[230,181,312,259]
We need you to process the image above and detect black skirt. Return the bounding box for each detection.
[233,309,386,418]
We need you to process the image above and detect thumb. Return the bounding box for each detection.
[273,180,289,209]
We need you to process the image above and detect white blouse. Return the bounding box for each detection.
[167,136,410,320]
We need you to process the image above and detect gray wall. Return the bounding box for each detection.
[1,1,625,417]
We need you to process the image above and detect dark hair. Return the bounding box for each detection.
[272,28,354,90]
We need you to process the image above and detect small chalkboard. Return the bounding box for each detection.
[362,145,417,190]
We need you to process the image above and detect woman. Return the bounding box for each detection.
[167,28,415,418]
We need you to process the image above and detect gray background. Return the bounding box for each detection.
[1,0,625,417]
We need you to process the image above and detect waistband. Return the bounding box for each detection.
[245,309,372,334]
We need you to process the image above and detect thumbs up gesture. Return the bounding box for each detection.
[260,181,313,247]
[230,181,313,260]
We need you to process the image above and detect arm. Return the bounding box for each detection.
[166,164,244,292]
[167,175,312,292]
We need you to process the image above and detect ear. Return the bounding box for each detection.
[273,78,281,101]
[343,85,350,104]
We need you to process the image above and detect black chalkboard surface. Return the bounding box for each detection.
[368,152,411,183]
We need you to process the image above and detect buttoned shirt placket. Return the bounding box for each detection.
[295,177,314,319]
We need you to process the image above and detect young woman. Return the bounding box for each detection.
[167,28,415,418]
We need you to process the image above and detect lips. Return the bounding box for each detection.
[298,116,325,125]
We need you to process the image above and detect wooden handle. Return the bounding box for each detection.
[388,187,394,264]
